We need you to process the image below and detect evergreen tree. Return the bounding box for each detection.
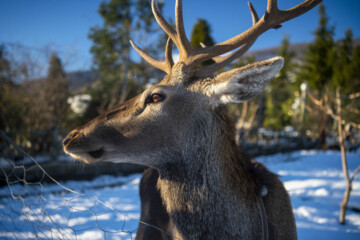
[332,29,360,123]
[43,54,69,129]
[264,37,295,130]
[88,0,162,112]
[349,45,360,92]
[190,19,215,66]
[299,4,334,90]
[297,4,334,149]
[332,29,360,93]
[190,19,215,48]
[0,45,28,131]
[0,45,11,84]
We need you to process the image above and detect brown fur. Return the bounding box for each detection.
[136,168,171,240]
[138,158,296,240]
[135,107,296,240]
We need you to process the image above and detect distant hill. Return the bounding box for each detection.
[19,70,98,94]
[245,38,360,61]
[66,70,99,92]
[22,39,359,92]
[244,42,308,61]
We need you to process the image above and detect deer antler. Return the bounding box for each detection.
[130,37,174,74]
[131,0,322,76]
[196,2,259,76]
[195,0,322,65]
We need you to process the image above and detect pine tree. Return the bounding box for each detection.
[88,0,162,113]
[190,19,215,48]
[0,45,28,131]
[190,19,215,66]
[350,43,360,91]
[43,54,69,129]
[297,4,334,150]
[299,4,334,90]
[0,45,11,84]
[264,36,295,130]
[332,28,360,128]
[332,29,360,94]
[349,45,360,96]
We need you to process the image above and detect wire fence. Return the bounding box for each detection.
[0,131,170,240]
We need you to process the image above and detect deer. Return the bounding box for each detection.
[63,0,321,239]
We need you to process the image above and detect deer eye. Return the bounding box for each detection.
[145,93,165,104]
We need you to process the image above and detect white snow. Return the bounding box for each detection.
[256,150,360,239]
[0,150,359,239]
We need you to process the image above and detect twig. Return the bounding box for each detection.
[350,165,360,183]
[349,92,360,99]
[307,91,323,107]
[345,107,360,116]
[308,91,360,129]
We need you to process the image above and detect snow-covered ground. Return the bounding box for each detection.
[0,150,359,239]
[257,150,360,239]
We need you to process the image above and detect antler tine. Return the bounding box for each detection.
[175,0,193,59]
[211,1,259,64]
[165,37,174,72]
[195,2,259,76]
[130,0,177,75]
[130,40,172,74]
[192,0,322,66]
[152,0,179,47]
[267,0,279,15]
[248,2,259,25]
[196,42,255,77]
[277,0,321,23]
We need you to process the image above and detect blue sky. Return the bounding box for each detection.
[0,0,359,73]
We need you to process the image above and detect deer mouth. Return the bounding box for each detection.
[87,148,105,159]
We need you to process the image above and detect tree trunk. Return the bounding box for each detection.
[337,88,351,224]
[319,127,326,151]
[339,133,351,224]
[340,183,351,224]
[319,95,327,151]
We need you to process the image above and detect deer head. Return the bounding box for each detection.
[63,0,321,169]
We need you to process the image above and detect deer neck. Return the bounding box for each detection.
[157,108,259,239]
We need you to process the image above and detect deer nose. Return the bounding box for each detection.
[63,130,80,146]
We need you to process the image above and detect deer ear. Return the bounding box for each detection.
[205,57,284,104]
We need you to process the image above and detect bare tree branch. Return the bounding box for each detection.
[350,165,360,183]
[308,90,360,129]
[349,92,360,99]
[307,91,323,107]
[345,107,360,116]
[244,104,258,130]
[346,121,360,129]
[236,102,248,130]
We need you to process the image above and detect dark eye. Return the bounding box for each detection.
[145,93,165,104]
